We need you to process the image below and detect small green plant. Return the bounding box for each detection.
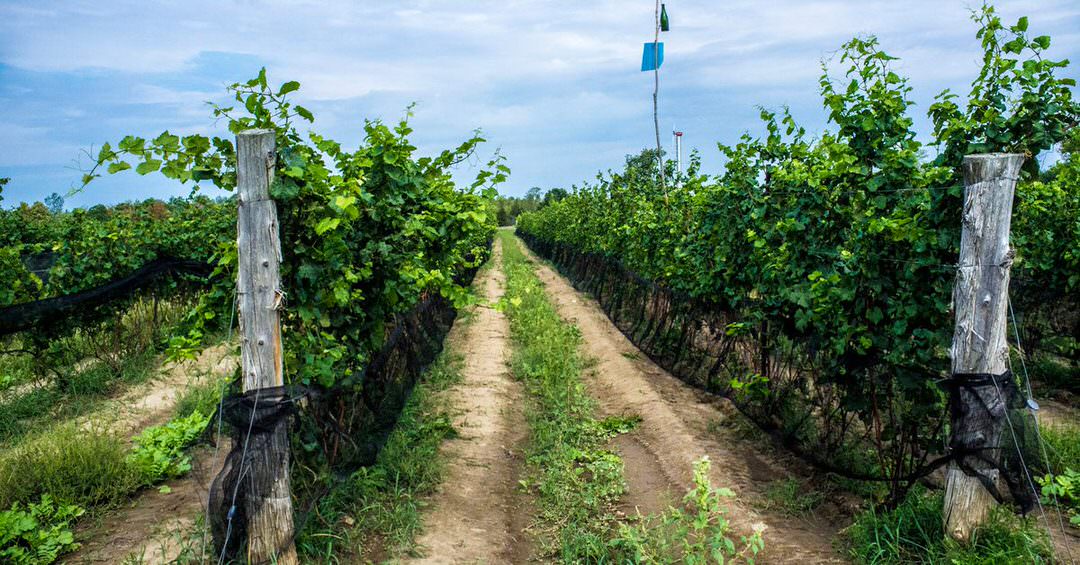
[610,457,765,564]
[127,411,211,484]
[0,495,84,564]
[1037,468,1080,526]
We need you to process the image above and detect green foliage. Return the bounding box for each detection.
[1037,468,1080,526]
[127,411,211,484]
[844,487,1052,564]
[85,70,501,396]
[0,495,84,565]
[493,192,541,226]
[610,457,765,564]
[929,4,1077,172]
[0,196,235,309]
[516,6,1077,501]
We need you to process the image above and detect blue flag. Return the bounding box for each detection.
[641,42,664,71]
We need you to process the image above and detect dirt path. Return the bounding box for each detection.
[519,237,847,564]
[408,238,533,564]
[65,344,237,564]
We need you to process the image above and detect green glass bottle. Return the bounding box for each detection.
[660,3,670,32]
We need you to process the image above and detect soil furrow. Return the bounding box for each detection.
[409,239,532,564]
[521,236,847,564]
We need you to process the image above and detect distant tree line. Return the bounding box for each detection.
[494,186,568,226]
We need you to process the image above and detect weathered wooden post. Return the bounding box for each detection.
[943,153,1025,542]
[236,129,298,564]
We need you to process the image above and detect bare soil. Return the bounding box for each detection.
[520,237,848,564]
[408,239,534,564]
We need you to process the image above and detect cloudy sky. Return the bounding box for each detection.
[0,0,1077,207]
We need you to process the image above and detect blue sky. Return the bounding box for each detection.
[0,1,1077,207]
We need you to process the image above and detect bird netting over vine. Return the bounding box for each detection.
[518,233,1043,511]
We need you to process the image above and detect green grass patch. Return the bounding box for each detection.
[295,338,465,562]
[0,424,140,510]
[844,486,1053,564]
[500,231,628,560]
[758,478,827,517]
[1041,423,1080,475]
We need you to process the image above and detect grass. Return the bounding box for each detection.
[844,486,1053,564]
[295,309,473,561]
[1041,423,1080,476]
[172,371,229,420]
[0,423,141,510]
[499,230,629,560]
[297,348,463,562]
[758,478,827,517]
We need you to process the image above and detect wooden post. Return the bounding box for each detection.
[942,153,1025,542]
[236,129,298,565]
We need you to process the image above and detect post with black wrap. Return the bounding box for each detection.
[943,153,1026,542]
[235,129,298,564]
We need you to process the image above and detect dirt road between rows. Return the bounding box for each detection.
[520,236,848,564]
[409,239,533,564]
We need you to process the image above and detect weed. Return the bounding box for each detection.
[610,457,765,564]
[0,495,84,564]
[128,411,212,484]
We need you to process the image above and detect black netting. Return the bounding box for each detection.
[0,257,213,336]
[946,371,1038,513]
[519,233,1043,510]
[208,258,480,563]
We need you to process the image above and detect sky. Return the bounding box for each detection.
[0,0,1077,207]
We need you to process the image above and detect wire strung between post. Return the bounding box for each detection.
[1007,297,1074,561]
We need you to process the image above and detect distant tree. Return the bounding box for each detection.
[525,186,543,202]
[44,192,64,214]
[86,204,110,221]
[542,188,569,207]
[0,177,8,205]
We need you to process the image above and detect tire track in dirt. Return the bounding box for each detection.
[520,237,846,564]
[409,238,533,564]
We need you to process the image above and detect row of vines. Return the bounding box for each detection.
[1,69,503,562]
[517,5,1078,503]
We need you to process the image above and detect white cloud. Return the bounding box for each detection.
[0,0,1077,198]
